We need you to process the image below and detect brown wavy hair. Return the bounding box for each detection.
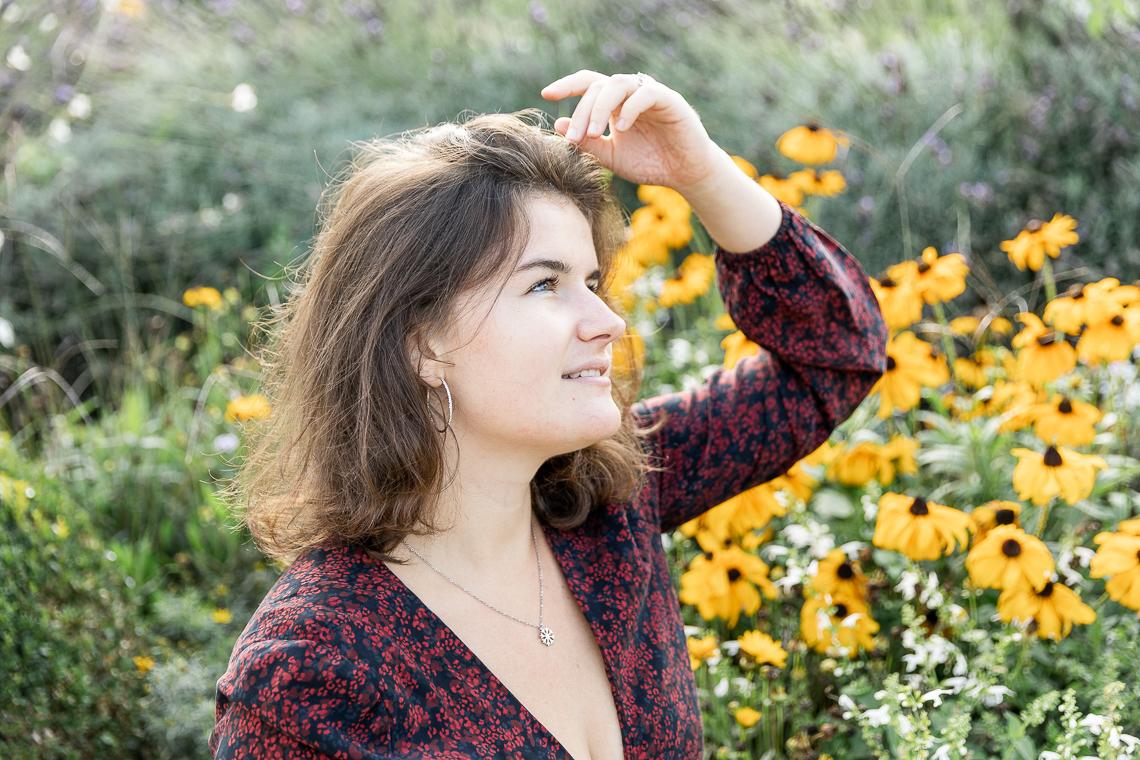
[224,108,668,568]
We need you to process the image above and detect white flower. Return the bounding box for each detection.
[863,704,890,727]
[67,93,92,119]
[921,688,954,707]
[837,693,857,718]
[230,83,258,112]
[713,677,729,698]
[896,569,921,601]
[0,316,14,348]
[896,713,913,736]
[980,684,1013,707]
[212,433,240,453]
[6,44,31,71]
[931,746,952,760]
[666,338,692,368]
[48,117,71,143]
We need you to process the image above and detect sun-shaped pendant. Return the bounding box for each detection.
[538,624,555,647]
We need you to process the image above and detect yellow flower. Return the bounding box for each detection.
[965,525,1055,591]
[873,493,972,561]
[953,355,990,390]
[809,548,869,603]
[871,331,950,418]
[224,394,272,423]
[133,655,156,674]
[1090,532,1140,611]
[769,460,818,504]
[679,546,779,628]
[721,330,761,370]
[686,634,720,670]
[912,247,969,304]
[949,316,980,336]
[613,327,645,380]
[870,263,925,330]
[631,193,692,250]
[757,174,805,207]
[1011,313,1077,386]
[183,286,224,310]
[212,608,233,624]
[1011,445,1107,505]
[1076,306,1140,364]
[1000,214,1078,271]
[969,500,1022,542]
[883,435,919,479]
[1027,394,1102,446]
[730,155,759,179]
[776,123,849,164]
[694,483,788,544]
[799,593,879,658]
[734,706,762,729]
[788,168,847,196]
[997,580,1095,640]
[738,630,788,668]
[659,253,715,308]
[829,441,888,487]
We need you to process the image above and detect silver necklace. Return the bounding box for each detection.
[401,518,555,647]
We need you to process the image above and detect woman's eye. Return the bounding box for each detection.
[530,276,602,294]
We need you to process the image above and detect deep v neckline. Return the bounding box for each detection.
[366,517,629,759]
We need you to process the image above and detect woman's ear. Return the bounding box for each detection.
[406,332,446,387]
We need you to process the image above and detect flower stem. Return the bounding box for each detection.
[931,301,960,382]
[1035,498,1054,536]
[1041,257,1058,304]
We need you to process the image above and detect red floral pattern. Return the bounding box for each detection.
[209,199,887,758]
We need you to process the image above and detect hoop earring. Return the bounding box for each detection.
[426,378,453,433]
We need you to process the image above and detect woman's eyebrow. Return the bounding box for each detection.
[514,258,601,280]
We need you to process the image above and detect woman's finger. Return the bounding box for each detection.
[585,74,641,137]
[540,69,606,99]
[613,82,658,131]
[566,79,606,142]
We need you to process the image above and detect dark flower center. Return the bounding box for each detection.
[724,537,733,548]
[1065,284,1083,299]
[1058,398,1073,414]
[727,568,742,582]
[917,261,931,274]
[924,609,939,626]
[703,551,714,561]
[1026,219,1043,232]
[886,355,897,371]
[879,275,897,288]
[1001,539,1022,557]
[1111,314,1124,327]
[995,508,1016,525]
[1036,332,1057,346]
[834,604,849,618]
[1038,581,1054,597]
[909,496,930,516]
[1043,446,1063,467]
[837,563,854,579]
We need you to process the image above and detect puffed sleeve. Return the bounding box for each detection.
[209,605,389,759]
[632,198,888,533]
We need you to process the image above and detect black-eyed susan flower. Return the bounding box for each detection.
[970,500,1022,542]
[882,435,919,482]
[829,441,888,487]
[776,122,849,164]
[872,493,972,561]
[1011,445,1107,505]
[212,608,233,624]
[809,548,869,602]
[183,286,224,310]
[133,655,156,674]
[1076,306,1140,364]
[734,706,762,729]
[769,460,818,504]
[659,253,715,308]
[225,394,271,423]
[965,525,1054,591]
[1026,394,1102,446]
[996,579,1095,640]
[871,332,950,418]
[721,330,761,370]
[738,630,788,667]
[799,592,879,658]
[870,263,925,330]
[1000,214,1079,271]
[679,546,779,628]
[698,483,788,542]
[757,174,805,207]
[1011,313,1076,386]
[788,167,847,196]
[1090,532,1140,611]
[890,247,968,305]
[952,354,990,390]
[686,634,720,670]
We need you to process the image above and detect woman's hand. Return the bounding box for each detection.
[540,70,726,194]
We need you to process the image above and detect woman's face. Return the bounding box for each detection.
[422,193,628,461]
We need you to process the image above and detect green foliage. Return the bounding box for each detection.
[0,435,148,758]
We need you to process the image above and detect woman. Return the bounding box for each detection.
[209,70,887,759]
